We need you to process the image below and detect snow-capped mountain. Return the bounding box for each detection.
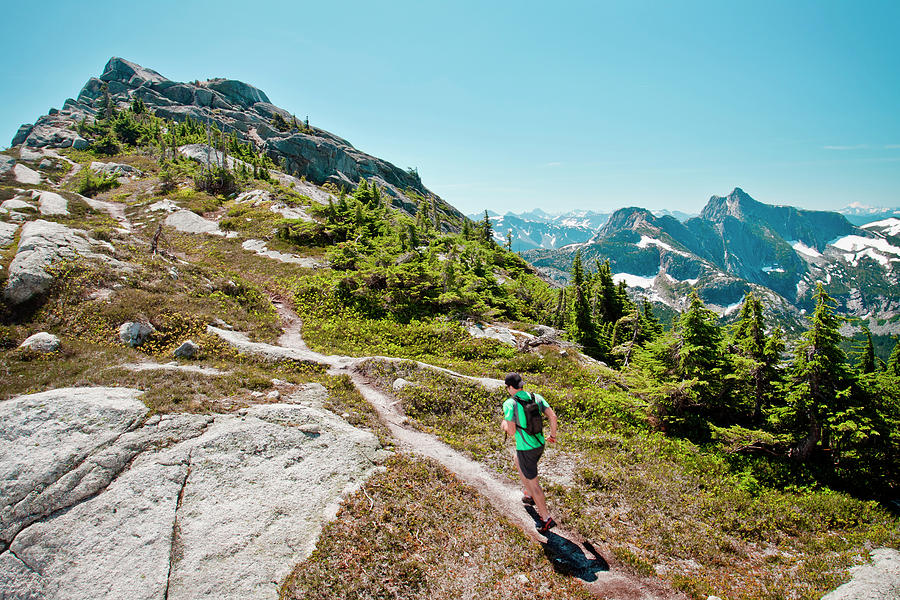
[523,189,900,334]
[838,202,900,226]
[466,209,611,251]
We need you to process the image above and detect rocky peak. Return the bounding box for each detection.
[600,206,657,233]
[700,187,759,222]
[99,57,169,86]
[12,57,456,220]
[200,78,270,108]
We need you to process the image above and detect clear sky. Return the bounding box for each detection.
[2,0,898,215]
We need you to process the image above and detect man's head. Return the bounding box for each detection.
[505,372,523,393]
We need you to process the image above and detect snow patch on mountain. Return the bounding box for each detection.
[613,272,657,289]
[830,235,900,267]
[791,240,823,259]
[863,218,900,237]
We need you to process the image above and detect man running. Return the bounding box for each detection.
[501,372,558,533]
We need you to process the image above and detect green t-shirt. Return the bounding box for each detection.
[503,390,550,451]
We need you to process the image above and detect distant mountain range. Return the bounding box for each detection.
[521,188,900,336]
[837,202,900,226]
[467,208,695,252]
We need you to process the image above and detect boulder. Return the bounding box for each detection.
[3,220,114,305]
[90,161,145,178]
[177,143,250,171]
[119,321,155,347]
[22,124,88,150]
[0,222,18,248]
[234,189,273,205]
[0,198,36,214]
[11,124,33,147]
[13,164,41,185]
[203,79,270,107]
[99,57,169,86]
[392,378,413,392]
[241,239,322,267]
[148,199,179,212]
[466,323,519,347]
[0,387,380,600]
[173,340,200,359]
[0,155,15,176]
[35,191,69,216]
[165,210,222,235]
[38,158,54,169]
[18,332,61,353]
[18,147,43,162]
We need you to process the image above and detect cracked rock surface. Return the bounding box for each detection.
[0,386,382,600]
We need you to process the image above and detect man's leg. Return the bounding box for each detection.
[514,449,550,520]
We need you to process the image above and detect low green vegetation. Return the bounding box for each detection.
[2,98,898,600]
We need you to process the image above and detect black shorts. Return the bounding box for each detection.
[516,446,545,480]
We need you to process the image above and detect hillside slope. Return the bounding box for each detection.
[2,59,899,600]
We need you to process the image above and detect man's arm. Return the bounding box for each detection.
[544,406,558,442]
[501,417,516,436]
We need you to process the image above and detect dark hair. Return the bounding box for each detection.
[504,372,523,389]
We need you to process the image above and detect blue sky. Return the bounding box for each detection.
[2,0,898,215]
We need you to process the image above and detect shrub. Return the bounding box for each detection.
[76,168,118,197]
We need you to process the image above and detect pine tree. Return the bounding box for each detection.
[571,250,601,356]
[887,337,900,377]
[858,327,876,374]
[462,219,472,240]
[552,287,568,330]
[481,211,493,245]
[506,230,513,251]
[731,292,784,423]
[776,283,852,461]
[673,289,730,419]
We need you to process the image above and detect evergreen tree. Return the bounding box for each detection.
[857,327,876,374]
[481,210,493,245]
[571,250,601,357]
[462,219,472,240]
[730,292,784,423]
[676,289,729,414]
[552,288,568,330]
[506,229,513,251]
[888,337,900,377]
[775,283,852,461]
[638,300,663,342]
[407,223,419,249]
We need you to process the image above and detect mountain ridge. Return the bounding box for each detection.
[523,188,900,335]
[12,57,461,222]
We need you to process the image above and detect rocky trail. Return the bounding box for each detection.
[206,300,687,600]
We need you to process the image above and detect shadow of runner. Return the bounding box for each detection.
[525,506,610,581]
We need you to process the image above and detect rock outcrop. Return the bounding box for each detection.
[18,332,61,353]
[0,386,382,600]
[2,220,125,305]
[164,210,223,235]
[118,321,155,347]
[0,222,17,248]
[10,57,462,223]
[33,190,69,216]
[173,339,199,358]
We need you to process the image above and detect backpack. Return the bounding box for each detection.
[514,392,544,436]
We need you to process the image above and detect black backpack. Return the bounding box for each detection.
[514,392,544,436]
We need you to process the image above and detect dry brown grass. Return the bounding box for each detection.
[279,453,593,600]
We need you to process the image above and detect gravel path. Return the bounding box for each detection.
[207,300,687,600]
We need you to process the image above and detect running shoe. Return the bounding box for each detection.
[537,516,556,533]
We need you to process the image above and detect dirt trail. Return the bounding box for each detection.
[224,301,686,600]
